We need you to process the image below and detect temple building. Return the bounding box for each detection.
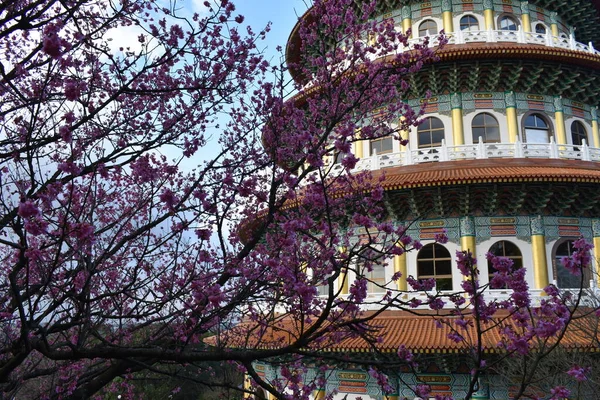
[249,0,600,399]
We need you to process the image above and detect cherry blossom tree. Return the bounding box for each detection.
[1,0,595,398]
[0,0,437,398]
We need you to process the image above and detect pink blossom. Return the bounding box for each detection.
[195,229,211,240]
[407,276,435,291]
[414,384,431,398]
[434,230,448,244]
[24,218,48,236]
[400,235,412,245]
[42,26,62,58]
[71,223,95,244]
[397,345,414,363]
[18,200,40,218]
[64,79,83,101]
[159,188,178,209]
[567,365,590,382]
[550,386,570,399]
[59,125,72,142]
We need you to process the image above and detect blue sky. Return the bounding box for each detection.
[110,1,308,65]
[233,0,308,62]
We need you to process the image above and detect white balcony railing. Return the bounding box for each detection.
[408,27,600,56]
[330,137,600,173]
[353,284,600,311]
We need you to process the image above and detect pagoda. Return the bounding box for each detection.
[250,1,600,399]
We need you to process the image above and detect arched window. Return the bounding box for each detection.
[499,15,519,31]
[571,121,587,146]
[368,263,387,293]
[534,23,547,34]
[488,241,523,283]
[523,113,552,143]
[316,270,333,296]
[417,117,445,148]
[419,20,438,37]
[417,243,452,290]
[370,136,393,155]
[555,241,590,289]
[460,15,479,31]
[472,113,500,143]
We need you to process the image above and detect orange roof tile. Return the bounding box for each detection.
[374,159,600,190]
[435,42,600,70]
[212,310,600,355]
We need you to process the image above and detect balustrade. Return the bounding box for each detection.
[407,26,600,56]
[327,137,600,174]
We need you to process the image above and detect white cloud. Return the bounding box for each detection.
[189,0,211,16]
[104,24,146,55]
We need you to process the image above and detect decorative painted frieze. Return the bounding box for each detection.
[530,216,545,236]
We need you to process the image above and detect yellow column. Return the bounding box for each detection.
[243,374,251,399]
[451,93,464,145]
[339,269,349,295]
[461,236,476,254]
[507,109,519,143]
[384,396,400,400]
[521,2,531,32]
[313,389,326,400]
[521,15,531,32]
[399,116,409,153]
[505,92,519,143]
[354,129,364,159]
[555,112,566,145]
[442,12,453,34]
[554,97,566,145]
[484,10,495,29]
[440,0,453,34]
[531,217,549,290]
[401,6,412,38]
[532,236,549,289]
[483,0,495,30]
[460,217,476,254]
[592,220,600,288]
[592,107,600,148]
[394,251,407,291]
[460,218,476,290]
[338,247,349,295]
[550,11,559,37]
[593,237,600,288]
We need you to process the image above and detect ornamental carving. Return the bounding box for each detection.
[483,0,494,10]
[460,217,475,237]
[553,96,563,112]
[530,216,545,236]
[550,11,557,24]
[505,91,516,108]
[592,107,598,121]
[520,1,529,14]
[401,6,411,20]
[593,219,600,236]
[451,92,462,109]
[441,0,452,12]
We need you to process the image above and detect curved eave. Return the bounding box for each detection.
[435,42,600,70]
[214,310,600,354]
[286,0,600,83]
[239,158,600,244]
[374,158,600,191]
[288,42,600,98]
